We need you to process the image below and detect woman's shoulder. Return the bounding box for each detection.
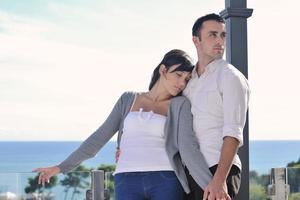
[121,91,148,98]
[168,96,192,118]
[114,91,136,105]
[120,91,136,98]
[170,95,191,107]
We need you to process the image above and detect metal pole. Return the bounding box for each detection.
[220,0,253,199]
[268,168,290,200]
[91,170,105,200]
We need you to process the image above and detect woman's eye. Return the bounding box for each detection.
[176,73,182,77]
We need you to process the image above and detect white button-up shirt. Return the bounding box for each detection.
[183,59,250,169]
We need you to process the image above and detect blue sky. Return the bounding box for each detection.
[1,0,300,141]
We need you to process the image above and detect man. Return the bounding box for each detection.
[183,13,250,200]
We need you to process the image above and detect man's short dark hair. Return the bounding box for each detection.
[192,13,225,37]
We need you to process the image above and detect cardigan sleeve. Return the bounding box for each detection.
[58,92,127,173]
[177,98,213,189]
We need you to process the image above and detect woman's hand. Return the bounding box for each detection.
[33,166,61,186]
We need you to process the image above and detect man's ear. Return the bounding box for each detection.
[192,36,200,46]
[159,64,167,76]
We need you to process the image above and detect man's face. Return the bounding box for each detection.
[194,20,226,60]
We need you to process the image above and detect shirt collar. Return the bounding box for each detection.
[192,58,225,78]
[191,65,199,79]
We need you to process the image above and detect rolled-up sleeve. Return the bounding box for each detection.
[221,70,250,147]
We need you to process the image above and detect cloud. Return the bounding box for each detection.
[3,0,300,141]
[0,11,48,37]
[0,8,155,141]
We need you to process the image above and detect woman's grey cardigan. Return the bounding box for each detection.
[58,92,212,193]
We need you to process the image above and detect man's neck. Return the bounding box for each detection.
[196,57,215,76]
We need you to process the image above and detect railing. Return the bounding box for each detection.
[6,168,300,200]
[0,170,114,200]
[267,167,300,200]
[251,167,300,200]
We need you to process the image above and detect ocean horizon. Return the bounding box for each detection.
[1,140,300,175]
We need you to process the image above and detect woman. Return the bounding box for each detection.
[34,49,212,200]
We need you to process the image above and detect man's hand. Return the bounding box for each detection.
[203,136,239,199]
[203,178,231,200]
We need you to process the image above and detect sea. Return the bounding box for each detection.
[0,140,300,198]
[1,140,300,174]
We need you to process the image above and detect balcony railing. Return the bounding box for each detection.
[250,167,300,200]
[0,170,114,200]
[267,167,300,200]
[3,167,299,200]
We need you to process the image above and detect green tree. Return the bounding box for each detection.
[289,192,300,200]
[250,170,269,200]
[60,165,91,200]
[25,174,58,199]
[97,164,116,173]
[250,182,268,200]
[287,158,300,168]
[287,158,300,193]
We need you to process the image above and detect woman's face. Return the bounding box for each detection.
[161,64,192,96]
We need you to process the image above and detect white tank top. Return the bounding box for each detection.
[114,108,173,174]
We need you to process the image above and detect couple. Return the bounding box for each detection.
[34,13,250,200]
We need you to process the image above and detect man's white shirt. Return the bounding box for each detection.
[183,59,250,169]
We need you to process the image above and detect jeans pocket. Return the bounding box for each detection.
[159,171,178,181]
[114,173,126,188]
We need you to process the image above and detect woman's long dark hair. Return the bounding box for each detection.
[148,49,194,91]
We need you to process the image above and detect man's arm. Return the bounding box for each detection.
[213,137,239,185]
[203,137,239,200]
[204,67,250,200]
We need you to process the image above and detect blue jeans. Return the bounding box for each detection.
[114,171,183,200]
